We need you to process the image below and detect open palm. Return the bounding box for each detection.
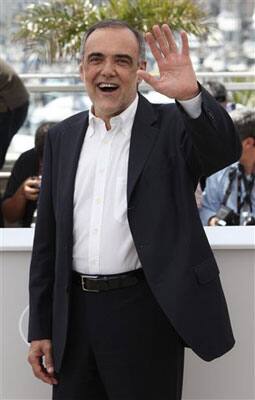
[138,24,199,100]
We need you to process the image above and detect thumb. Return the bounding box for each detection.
[137,70,158,88]
[44,346,54,375]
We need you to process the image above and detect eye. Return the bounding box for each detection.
[88,56,102,64]
[116,57,131,66]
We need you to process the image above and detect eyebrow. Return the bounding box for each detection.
[86,52,134,63]
[114,54,133,63]
[86,52,103,60]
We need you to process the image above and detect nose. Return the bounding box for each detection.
[101,59,116,77]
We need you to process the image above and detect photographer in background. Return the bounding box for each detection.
[200,108,255,226]
[199,81,244,192]
[1,122,55,227]
[203,80,244,113]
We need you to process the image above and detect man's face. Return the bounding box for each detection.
[80,27,146,124]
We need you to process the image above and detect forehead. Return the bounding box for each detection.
[84,27,140,57]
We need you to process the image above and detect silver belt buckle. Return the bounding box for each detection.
[81,275,99,292]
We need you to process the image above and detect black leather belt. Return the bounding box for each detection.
[72,269,145,292]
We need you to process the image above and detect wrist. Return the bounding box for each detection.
[17,184,27,200]
[176,83,200,101]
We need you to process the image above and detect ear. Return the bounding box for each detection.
[79,63,85,82]
[244,137,255,149]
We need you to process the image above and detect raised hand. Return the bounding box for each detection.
[137,24,199,101]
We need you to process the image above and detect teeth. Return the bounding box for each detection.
[98,83,118,88]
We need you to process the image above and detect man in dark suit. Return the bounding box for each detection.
[28,20,241,400]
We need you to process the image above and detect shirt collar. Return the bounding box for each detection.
[88,95,139,137]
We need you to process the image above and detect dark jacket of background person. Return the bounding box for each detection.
[0,58,29,168]
[2,148,38,226]
[1,122,55,227]
[28,89,241,372]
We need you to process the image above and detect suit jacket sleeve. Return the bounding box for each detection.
[28,132,56,341]
[176,86,242,180]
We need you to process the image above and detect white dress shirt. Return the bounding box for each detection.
[73,93,202,275]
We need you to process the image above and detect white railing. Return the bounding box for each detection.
[20,72,255,92]
[20,72,255,79]
[0,71,254,179]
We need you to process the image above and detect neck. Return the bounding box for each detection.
[239,159,255,175]
[100,118,111,130]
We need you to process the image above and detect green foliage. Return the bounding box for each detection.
[102,0,207,34]
[230,77,255,108]
[15,0,99,62]
[14,0,208,63]
[232,90,255,108]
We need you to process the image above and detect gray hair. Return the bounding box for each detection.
[80,19,146,62]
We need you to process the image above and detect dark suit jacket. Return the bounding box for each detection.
[28,88,241,371]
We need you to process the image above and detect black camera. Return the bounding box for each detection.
[215,205,255,226]
[241,213,255,226]
[215,205,240,226]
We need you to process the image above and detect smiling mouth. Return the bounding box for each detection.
[97,83,119,93]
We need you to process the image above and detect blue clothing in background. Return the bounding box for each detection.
[199,162,255,225]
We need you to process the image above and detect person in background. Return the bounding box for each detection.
[200,108,255,226]
[198,80,244,192]
[1,122,55,227]
[203,80,244,113]
[0,58,29,168]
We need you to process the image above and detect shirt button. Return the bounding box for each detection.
[93,228,98,234]
[96,197,101,204]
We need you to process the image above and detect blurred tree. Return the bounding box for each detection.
[14,0,208,63]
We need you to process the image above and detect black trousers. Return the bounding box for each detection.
[53,277,184,400]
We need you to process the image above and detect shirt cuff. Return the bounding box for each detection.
[178,92,202,119]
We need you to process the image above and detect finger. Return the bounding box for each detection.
[26,195,39,202]
[25,187,39,194]
[33,363,53,384]
[25,192,39,201]
[43,343,58,384]
[180,31,189,56]
[24,185,40,194]
[26,178,37,185]
[137,70,159,88]
[162,24,178,53]
[28,354,54,385]
[36,370,57,385]
[151,25,169,57]
[145,32,163,63]
[44,345,54,376]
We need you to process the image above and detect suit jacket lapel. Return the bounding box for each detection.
[59,96,158,235]
[127,94,159,203]
[59,112,88,240]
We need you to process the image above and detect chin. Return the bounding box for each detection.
[100,105,123,117]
